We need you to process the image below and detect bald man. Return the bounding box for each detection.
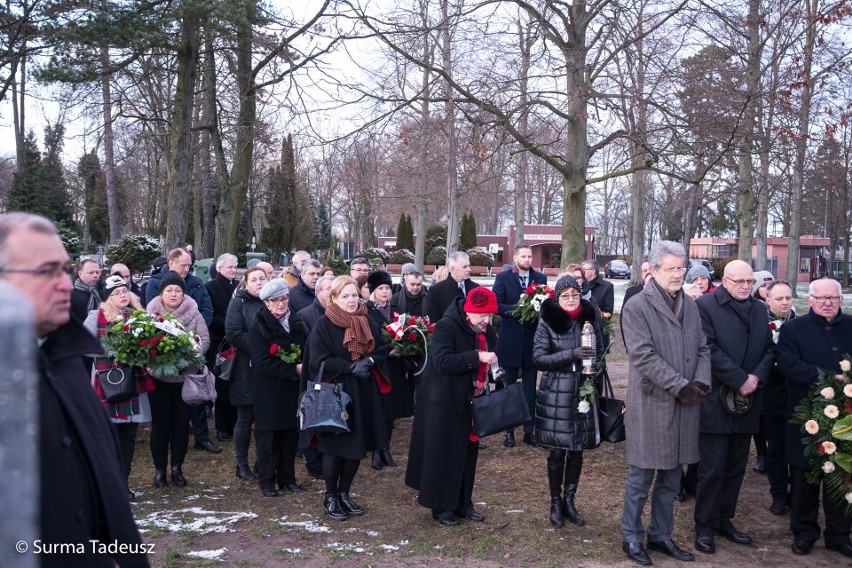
[692,260,774,553]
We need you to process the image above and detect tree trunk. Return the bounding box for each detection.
[165,13,202,250]
[514,14,534,247]
[784,0,817,295]
[441,0,459,256]
[100,43,121,241]
[12,52,25,169]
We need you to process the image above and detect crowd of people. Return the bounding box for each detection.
[4,210,852,566]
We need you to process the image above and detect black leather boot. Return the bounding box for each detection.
[371,451,383,470]
[563,484,586,526]
[381,449,397,467]
[171,466,187,487]
[339,492,365,516]
[154,469,168,488]
[235,464,257,481]
[547,457,565,527]
[324,492,347,521]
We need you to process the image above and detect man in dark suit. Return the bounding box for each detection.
[205,253,240,443]
[426,251,479,323]
[582,259,614,352]
[493,244,547,447]
[777,278,852,557]
[0,212,149,567]
[693,260,774,554]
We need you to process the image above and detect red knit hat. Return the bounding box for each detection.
[464,287,497,314]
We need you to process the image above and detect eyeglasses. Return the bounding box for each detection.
[351,267,369,274]
[0,263,75,280]
[661,267,687,274]
[559,293,581,300]
[811,295,842,304]
[725,277,756,286]
[266,297,289,304]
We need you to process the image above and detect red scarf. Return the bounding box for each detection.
[470,331,488,443]
[563,305,582,319]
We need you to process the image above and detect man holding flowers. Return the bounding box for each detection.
[776,278,852,557]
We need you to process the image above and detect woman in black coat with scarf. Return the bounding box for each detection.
[405,287,499,526]
[305,275,391,521]
[248,279,306,497]
[365,270,414,470]
[533,275,602,528]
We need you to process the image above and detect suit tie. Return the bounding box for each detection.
[458,281,466,296]
[520,274,528,289]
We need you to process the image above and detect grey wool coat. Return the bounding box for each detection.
[621,284,711,470]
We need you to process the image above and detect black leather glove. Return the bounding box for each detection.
[678,380,708,406]
[572,346,595,361]
[350,357,374,381]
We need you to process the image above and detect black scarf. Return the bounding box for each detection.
[74,278,101,313]
[395,286,427,316]
[651,277,685,324]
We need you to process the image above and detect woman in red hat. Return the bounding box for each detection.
[405,287,499,526]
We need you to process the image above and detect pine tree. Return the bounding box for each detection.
[313,198,333,251]
[7,131,43,214]
[396,212,414,251]
[459,211,478,251]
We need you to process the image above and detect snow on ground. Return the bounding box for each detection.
[136,508,257,534]
[185,548,227,561]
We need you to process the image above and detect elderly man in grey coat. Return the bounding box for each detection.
[620,241,711,565]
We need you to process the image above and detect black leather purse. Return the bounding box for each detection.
[96,361,137,402]
[596,370,626,443]
[470,376,531,438]
[297,362,352,434]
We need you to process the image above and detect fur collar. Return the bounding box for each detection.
[539,297,596,334]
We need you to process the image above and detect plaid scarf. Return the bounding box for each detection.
[94,309,156,420]
[326,301,375,361]
[74,278,101,313]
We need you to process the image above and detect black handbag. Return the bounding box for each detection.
[96,362,137,403]
[214,339,236,382]
[470,378,532,438]
[596,370,626,443]
[297,362,352,434]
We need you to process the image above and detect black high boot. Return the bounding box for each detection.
[563,452,586,526]
[547,462,565,527]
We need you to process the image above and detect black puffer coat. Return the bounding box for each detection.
[225,288,266,406]
[533,297,601,451]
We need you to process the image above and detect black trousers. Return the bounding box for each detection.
[148,381,192,470]
[114,422,139,483]
[432,440,479,516]
[790,466,852,546]
[694,432,750,535]
[234,404,255,467]
[190,403,210,445]
[503,365,537,433]
[214,378,238,436]
[255,428,299,491]
[763,414,789,500]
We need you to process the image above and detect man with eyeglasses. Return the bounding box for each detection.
[0,212,149,566]
[693,260,774,554]
[349,256,371,278]
[776,278,852,558]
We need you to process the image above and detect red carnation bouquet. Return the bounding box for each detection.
[102,309,204,377]
[511,284,554,324]
[270,342,302,363]
[383,313,433,358]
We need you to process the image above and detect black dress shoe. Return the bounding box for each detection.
[504,431,515,447]
[235,464,258,481]
[478,440,487,449]
[128,489,136,502]
[154,469,168,488]
[675,486,687,502]
[648,539,695,561]
[752,456,766,474]
[622,542,652,565]
[716,526,752,545]
[171,466,187,487]
[283,483,304,494]
[432,511,460,526]
[456,506,485,522]
[380,449,397,467]
[195,440,223,454]
[791,540,812,555]
[324,493,348,521]
[694,534,715,554]
[371,451,383,470]
[769,496,788,516]
[523,432,539,447]
[262,488,279,497]
[826,541,852,558]
[339,493,365,516]
[216,432,233,442]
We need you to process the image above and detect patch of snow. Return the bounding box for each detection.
[379,544,399,552]
[184,495,200,501]
[365,530,379,537]
[136,508,256,535]
[326,542,365,553]
[282,548,302,554]
[505,509,524,513]
[278,518,332,533]
[185,548,226,560]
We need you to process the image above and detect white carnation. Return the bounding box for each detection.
[842,360,851,372]
[577,400,591,414]
[846,492,852,504]
[532,299,541,312]
[823,462,836,474]
[822,387,836,399]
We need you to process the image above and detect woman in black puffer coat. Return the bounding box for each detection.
[533,275,602,529]
[225,266,268,481]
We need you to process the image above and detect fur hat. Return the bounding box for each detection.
[464,287,498,314]
[367,270,393,293]
[752,270,775,295]
[554,275,581,298]
[260,279,289,301]
[104,275,128,294]
[159,271,186,294]
[685,264,710,284]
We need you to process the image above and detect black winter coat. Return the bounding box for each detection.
[533,298,600,451]
[39,320,149,567]
[588,276,615,314]
[225,289,266,406]
[761,308,795,417]
[390,288,428,318]
[425,276,479,323]
[696,286,774,434]
[303,314,390,460]
[777,309,852,469]
[289,278,316,313]
[248,307,305,431]
[367,303,414,420]
[205,274,238,349]
[493,268,547,368]
[293,299,325,338]
[405,297,496,510]
[145,270,214,326]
